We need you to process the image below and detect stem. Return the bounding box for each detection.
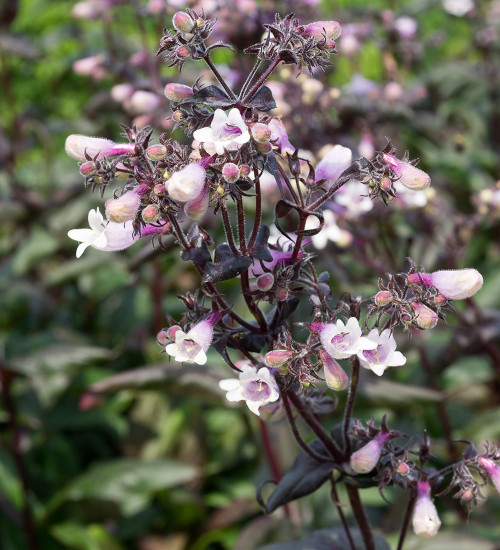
[241,56,281,104]
[330,478,356,550]
[290,213,306,264]
[220,199,239,255]
[309,173,354,211]
[241,269,267,331]
[235,195,247,254]
[239,59,261,99]
[285,390,343,462]
[277,161,300,205]
[281,392,330,462]
[247,174,262,251]
[342,356,361,454]
[203,54,237,100]
[396,494,416,550]
[0,367,40,550]
[345,485,375,550]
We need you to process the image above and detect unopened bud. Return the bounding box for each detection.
[154,184,166,196]
[350,431,390,474]
[265,349,294,368]
[239,164,251,177]
[79,161,96,176]
[319,349,348,391]
[172,110,185,122]
[146,144,168,160]
[374,291,393,306]
[157,330,170,346]
[256,141,273,154]
[172,11,195,33]
[380,176,392,191]
[478,456,500,494]
[251,123,272,143]
[164,83,194,102]
[397,462,411,476]
[433,294,447,305]
[302,20,342,41]
[167,325,182,340]
[184,186,209,219]
[276,287,289,301]
[176,45,191,59]
[383,153,431,191]
[142,204,160,223]
[257,273,274,291]
[222,162,240,183]
[411,302,438,329]
[408,268,483,300]
[105,191,141,223]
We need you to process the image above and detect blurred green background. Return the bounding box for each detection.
[1,0,500,548]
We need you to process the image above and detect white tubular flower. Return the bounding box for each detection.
[408,268,483,300]
[219,364,280,416]
[193,108,250,156]
[165,312,221,365]
[68,208,108,258]
[318,317,377,360]
[412,481,442,538]
[167,163,206,202]
[65,134,135,162]
[383,153,431,191]
[315,145,352,186]
[358,329,407,376]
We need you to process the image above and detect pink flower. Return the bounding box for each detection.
[65,134,135,162]
[105,185,148,223]
[358,329,406,376]
[301,20,342,41]
[412,481,441,537]
[317,317,377,360]
[166,163,206,202]
[165,312,222,365]
[128,90,162,114]
[411,302,439,329]
[110,83,134,103]
[268,118,295,156]
[193,109,250,156]
[315,145,352,186]
[383,153,431,191]
[408,268,483,300]
[478,456,500,494]
[350,431,390,473]
[320,350,348,391]
[219,364,280,416]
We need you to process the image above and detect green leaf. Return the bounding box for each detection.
[51,522,124,550]
[46,458,198,517]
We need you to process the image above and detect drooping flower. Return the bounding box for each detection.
[478,456,500,494]
[316,317,377,360]
[218,364,280,416]
[268,117,295,156]
[105,185,148,223]
[358,329,406,376]
[165,312,222,365]
[65,134,136,162]
[350,431,390,473]
[412,481,441,538]
[407,268,483,300]
[166,163,206,202]
[184,185,210,219]
[193,108,250,156]
[383,153,431,191]
[68,208,165,258]
[319,349,348,391]
[315,145,352,186]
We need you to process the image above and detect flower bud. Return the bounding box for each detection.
[105,190,142,223]
[164,83,194,102]
[383,153,431,191]
[111,83,134,103]
[380,176,392,191]
[153,184,166,196]
[265,349,294,368]
[412,481,441,538]
[184,185,210,219]
[173,11,195,33]
[129,90,161,115]
[172,110,185,122]
[222,162,240,183]
[433,294,447,305]
[411,302,438,330]
[167,325,182,340]
[176,45,191,59]
[146,144,168,160]
[408,268,483,300]
[251,123,272,143]
[157,330,170,346]
[397,462,411,476]
[319,349,348,391]
[65,135,136,162]
[478,456,500,494]
[350,431,390,474]
[256,141,273,154]
[79,391,102,411]
[167,163,206,202]
[239,164,251,177]
[374,291,393,306]
[79,161,96,176]
[142,204,160,223]
[276,287,289,301]
[302,20,342,41]
[257,273,275,291]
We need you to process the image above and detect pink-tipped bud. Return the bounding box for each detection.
[164,83,194,102]
[167,325,182,340]
[397,462,411,476]
[222,162,240,183]
[142,204,160,223]
[350,432,390,474]
[257,273,275,291]
[408,268,483,300]
[374,291,393,306]
[411,302,438,329]
[380,176,392,191]
[105,191,141,223]
[433,294,447,306]
[276,287,289,301]
[302,20,342,41]
[239,164,251,177]
[79,391,102,411]
[184,185,210,219]
[412,481,441,538]
[478,456,500,494]
[154,184,166,196]
[129,91,161,115]
[79,161,96,176]
[319,349,348,391]
[146,144,168,160]
[167,163,206,202]
[265,349,294,368]
[251,123,272,143]
[172,110,185,122]
[157,330,170,346]
[173,11,195,33]
[65,135,136,162]
[256,141,273,154]
[383,153,431,191]
[176,45,191,59]
[111,83,134,103]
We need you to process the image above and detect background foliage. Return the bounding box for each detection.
[1,0,500,548]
